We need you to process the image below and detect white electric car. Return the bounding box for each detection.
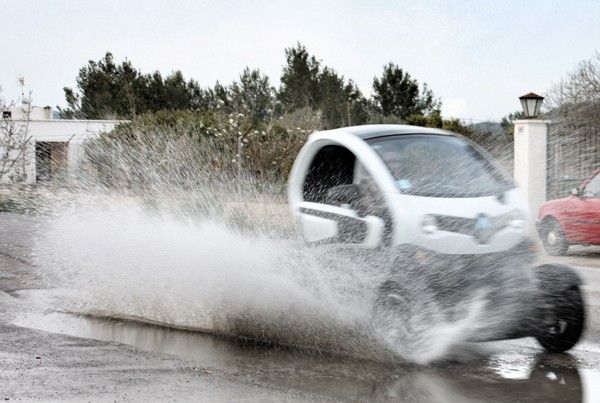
[288,125,584,352]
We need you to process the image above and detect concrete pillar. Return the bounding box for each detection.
[513,119,549,232]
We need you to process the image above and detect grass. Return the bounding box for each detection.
[0,186,42,214]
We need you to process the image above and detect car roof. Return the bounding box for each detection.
[324,124,455,140]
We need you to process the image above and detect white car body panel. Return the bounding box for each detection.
[297,201,385,248]
[389,190,528,254]
[288,125,528,255]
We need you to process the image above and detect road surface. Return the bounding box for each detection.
[1,212,600,402]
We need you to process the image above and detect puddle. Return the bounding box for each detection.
[14,311,599,402]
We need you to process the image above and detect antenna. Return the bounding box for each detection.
[18,76,25,98]
[17,76,30,106]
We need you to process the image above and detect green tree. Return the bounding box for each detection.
[278,44,370,129]
[278,43,321,111]
[405,110,443,128]
[317,67,349,128]
[229,68,275,125]
[208,81,231,109]
[372,63,440,119]
[346,81,371,126]
[317,70,370,128]
[60,52,207,119]
[500,111,523,138]
[60,53,144,119]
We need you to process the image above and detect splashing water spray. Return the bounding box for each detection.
[29,124,585,365]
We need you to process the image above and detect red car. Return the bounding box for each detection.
[537,168,600,255]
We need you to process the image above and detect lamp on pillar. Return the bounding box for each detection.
[519,92,544,118]
[513,92,549,234]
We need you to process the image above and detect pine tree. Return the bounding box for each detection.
[372,63,439,119]
[278,43,321,111]
[230,68,274,125]
[60,53,207,119]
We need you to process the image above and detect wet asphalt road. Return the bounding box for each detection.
[2,212,600,402]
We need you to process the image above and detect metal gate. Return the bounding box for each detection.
[546,107,600,200]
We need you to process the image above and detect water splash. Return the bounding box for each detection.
[28,193,512,364]
[24,130,534,364]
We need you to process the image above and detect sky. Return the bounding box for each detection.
[1,0,600,121]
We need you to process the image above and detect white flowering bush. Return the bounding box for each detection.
[84,107,322,191]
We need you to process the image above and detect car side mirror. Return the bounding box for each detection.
[326,184,360,206]
[571,187,580,196]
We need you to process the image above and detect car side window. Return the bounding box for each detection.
[583,173,600,198]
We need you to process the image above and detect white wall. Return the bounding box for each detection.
[6,104,53,120]
[1,118,122,184]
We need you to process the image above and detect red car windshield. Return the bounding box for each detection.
[583,171,600,197]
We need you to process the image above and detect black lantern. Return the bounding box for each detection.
[519,92,544,118]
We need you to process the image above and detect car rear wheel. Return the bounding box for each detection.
[535,285,585,353]
[541,219,569,256]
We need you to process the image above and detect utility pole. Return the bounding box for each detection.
[347,98,352,126]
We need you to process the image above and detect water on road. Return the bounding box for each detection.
[2,209,600,401]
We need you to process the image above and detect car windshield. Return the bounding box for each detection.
[368,134,512,197]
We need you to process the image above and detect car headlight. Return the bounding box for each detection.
[421,215,438,234]
[505,209,526,230]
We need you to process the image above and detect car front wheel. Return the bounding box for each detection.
[535,285,585,353]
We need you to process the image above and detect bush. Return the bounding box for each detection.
[83,108,321,193]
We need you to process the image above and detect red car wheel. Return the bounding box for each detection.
[541,218,569,256]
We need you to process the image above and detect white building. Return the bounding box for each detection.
[1,103,123,184]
